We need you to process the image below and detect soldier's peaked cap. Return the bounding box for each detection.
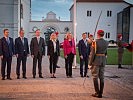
[97,30,104,35]
[117,34,122,38]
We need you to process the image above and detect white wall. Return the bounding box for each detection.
[13,0,19,39]
[76,2,129,42]
[129,7,133,43]
[21,0,31,39]
[0,0,16,38]
[29,21,72,43]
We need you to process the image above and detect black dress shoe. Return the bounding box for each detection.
[118,66,123,69]
[84,75,89,77]
[81,75,83,77]
[39,76,43,78]
[92,93,99,97]
[23,76,27,79]
[33,76,35,78]
[56,66,60,68]
[53,76,56,78]
[98,94,102,98]
[17,76,20,79]
[7,77,12,80]
[2,77,5,80]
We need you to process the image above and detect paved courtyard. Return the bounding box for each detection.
[0,57,133,100]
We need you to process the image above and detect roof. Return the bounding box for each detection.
[47,11,56,15]
[76,0,123,2]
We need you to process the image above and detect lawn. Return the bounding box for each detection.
[60,48,133,65]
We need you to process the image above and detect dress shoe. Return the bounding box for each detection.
[56,66,60,68]
[84,75,89,77]
[39,76,43,78]
[7,77,12,80]
[33,76,35,78]
[81,75,83,77]
[2,77,5,80]
[92,93,99,97]
[53,75,56,78]
[17,76,20,79]
[69,76,73,78]
[98,94,102,98]
[23,76,27,79]
[118,66,123,69]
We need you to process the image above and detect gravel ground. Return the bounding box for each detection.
[0,57,133,100]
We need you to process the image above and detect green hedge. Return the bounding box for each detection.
[60,48,133,65]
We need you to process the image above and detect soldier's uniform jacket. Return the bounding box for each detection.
[89,38,109,66]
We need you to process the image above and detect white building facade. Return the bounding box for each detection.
[29,11,73,43]
[0,0,132,43]
[0,0,31,39]
[70,0,133,43]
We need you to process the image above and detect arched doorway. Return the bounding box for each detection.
[42,24,60,45]
[43,26,57,45]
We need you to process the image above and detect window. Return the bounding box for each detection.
[20,4,23,19]
[105,32,110,39]
[87,11,92,17]
[107,10,112,17]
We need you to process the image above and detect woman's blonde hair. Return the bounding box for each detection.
[50,33,57,40]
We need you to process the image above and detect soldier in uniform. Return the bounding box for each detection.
[88,30,109,98]
[117,34,124,69]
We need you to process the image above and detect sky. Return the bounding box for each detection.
[31,0,133,21]
[31,0,73,21]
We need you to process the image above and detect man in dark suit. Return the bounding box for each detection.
[78,33,91,77]
[15,29,29,79]
[30,29,45,78]
[0,29,15,80]
[47,33,60,78]
[89,30,109,98]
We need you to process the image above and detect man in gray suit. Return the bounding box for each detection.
[30,29,45,78]
[89,30,109,98]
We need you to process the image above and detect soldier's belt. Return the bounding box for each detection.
[96,54,105,56]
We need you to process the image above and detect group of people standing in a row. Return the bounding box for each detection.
[0,28,109,98]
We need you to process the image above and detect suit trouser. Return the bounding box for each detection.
[49,52,58,74]
[33,53,42,76]
[91,64,105,95]
[80,56,88,76]
[16,54,27,77]
[65,53,74,76]
[1,56,12,78]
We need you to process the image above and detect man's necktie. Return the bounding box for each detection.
[6,38,10,44]
[22,38,24,45]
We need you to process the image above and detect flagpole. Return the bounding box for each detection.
[73,0,77,68]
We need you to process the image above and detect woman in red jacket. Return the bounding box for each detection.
[63,33,76,78]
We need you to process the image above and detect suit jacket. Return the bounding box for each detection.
[0,37,15,57]
[47,39,60,56]
[89,38,109,66]
[15,37,29,55]
[63,38,76,56]
[30,37,45,56]
[78,39,91,58]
